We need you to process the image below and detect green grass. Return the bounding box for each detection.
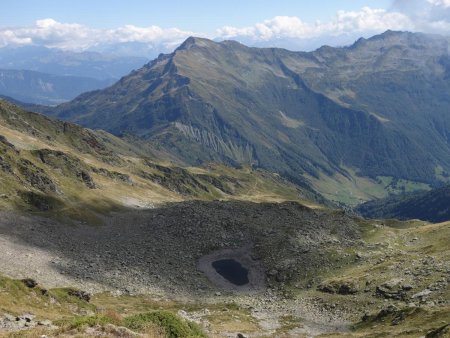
[376,176,431,194]
[124,311,206,338]
[55,311,206,338]
[55,314,119,331]
[352,306,450,337]
[0,276,95,319]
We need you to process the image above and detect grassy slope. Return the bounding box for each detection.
[216,219,449,337]
[0,276,205,338]
[0,99,321,224]
[306,167,432,206]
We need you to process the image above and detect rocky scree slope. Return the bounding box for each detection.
[0,201,361,296]
[0,203,449,337]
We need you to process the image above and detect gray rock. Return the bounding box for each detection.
[37,320,52,326]
[3,314,15,322]
[412,289,432,299]
[402,284,414,291]
[22,314,35,322]
[21,278,38,288]
[318,281,359,295]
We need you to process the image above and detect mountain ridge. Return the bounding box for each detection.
[37,31,450,204]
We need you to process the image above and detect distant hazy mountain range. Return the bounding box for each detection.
[0,69,115,105]
[0,46,148,79]
[0,46,148,104]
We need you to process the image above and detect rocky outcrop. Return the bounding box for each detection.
[67,289,91,302]
[375,279,414,301]
[141,161,209,195]
[18,159,57,193]
[18,191,61,211]
[32,149,96,189]
[0,313,54,331]
[0,155,13,174]
[21,278,38,288]
[318,280,359,295]
[91,167,131,185]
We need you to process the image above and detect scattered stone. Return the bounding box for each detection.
[376,279,408,300]
[79,171,96,189]
[318,281,358,295]
[67,289,91,302]
[375,304,398,319]
[37,320,53,326]
[402,284,414,291]
[425,324,450,338]
[21,278,38,288]
[412,289,432,299]
[268,269,278,276]
[3,314,15,322]
[391,312,406,326]
[0,313,52,332]
[22,314,35,321]
[361,313,371,322]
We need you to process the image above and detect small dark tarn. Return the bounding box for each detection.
[212,259,249,286]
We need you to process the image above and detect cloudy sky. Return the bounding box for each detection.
[1,0,450,55]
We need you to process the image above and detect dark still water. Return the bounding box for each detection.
[212,259,249,286]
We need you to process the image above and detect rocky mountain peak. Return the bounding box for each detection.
[176,36,217,51]
[350,30,449,53]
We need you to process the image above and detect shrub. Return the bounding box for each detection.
[124,310,206,338]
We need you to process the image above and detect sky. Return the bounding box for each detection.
[1,0,450,55]
[0,1,392,30]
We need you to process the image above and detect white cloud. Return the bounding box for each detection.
[0,30,32,46]
[428,0,450,7]
[217,7,413,42]
[218,16,314,40]
[0,2,449,55]
[331,7,412,33]
[0,19,196,51]
[391,0,450,34]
